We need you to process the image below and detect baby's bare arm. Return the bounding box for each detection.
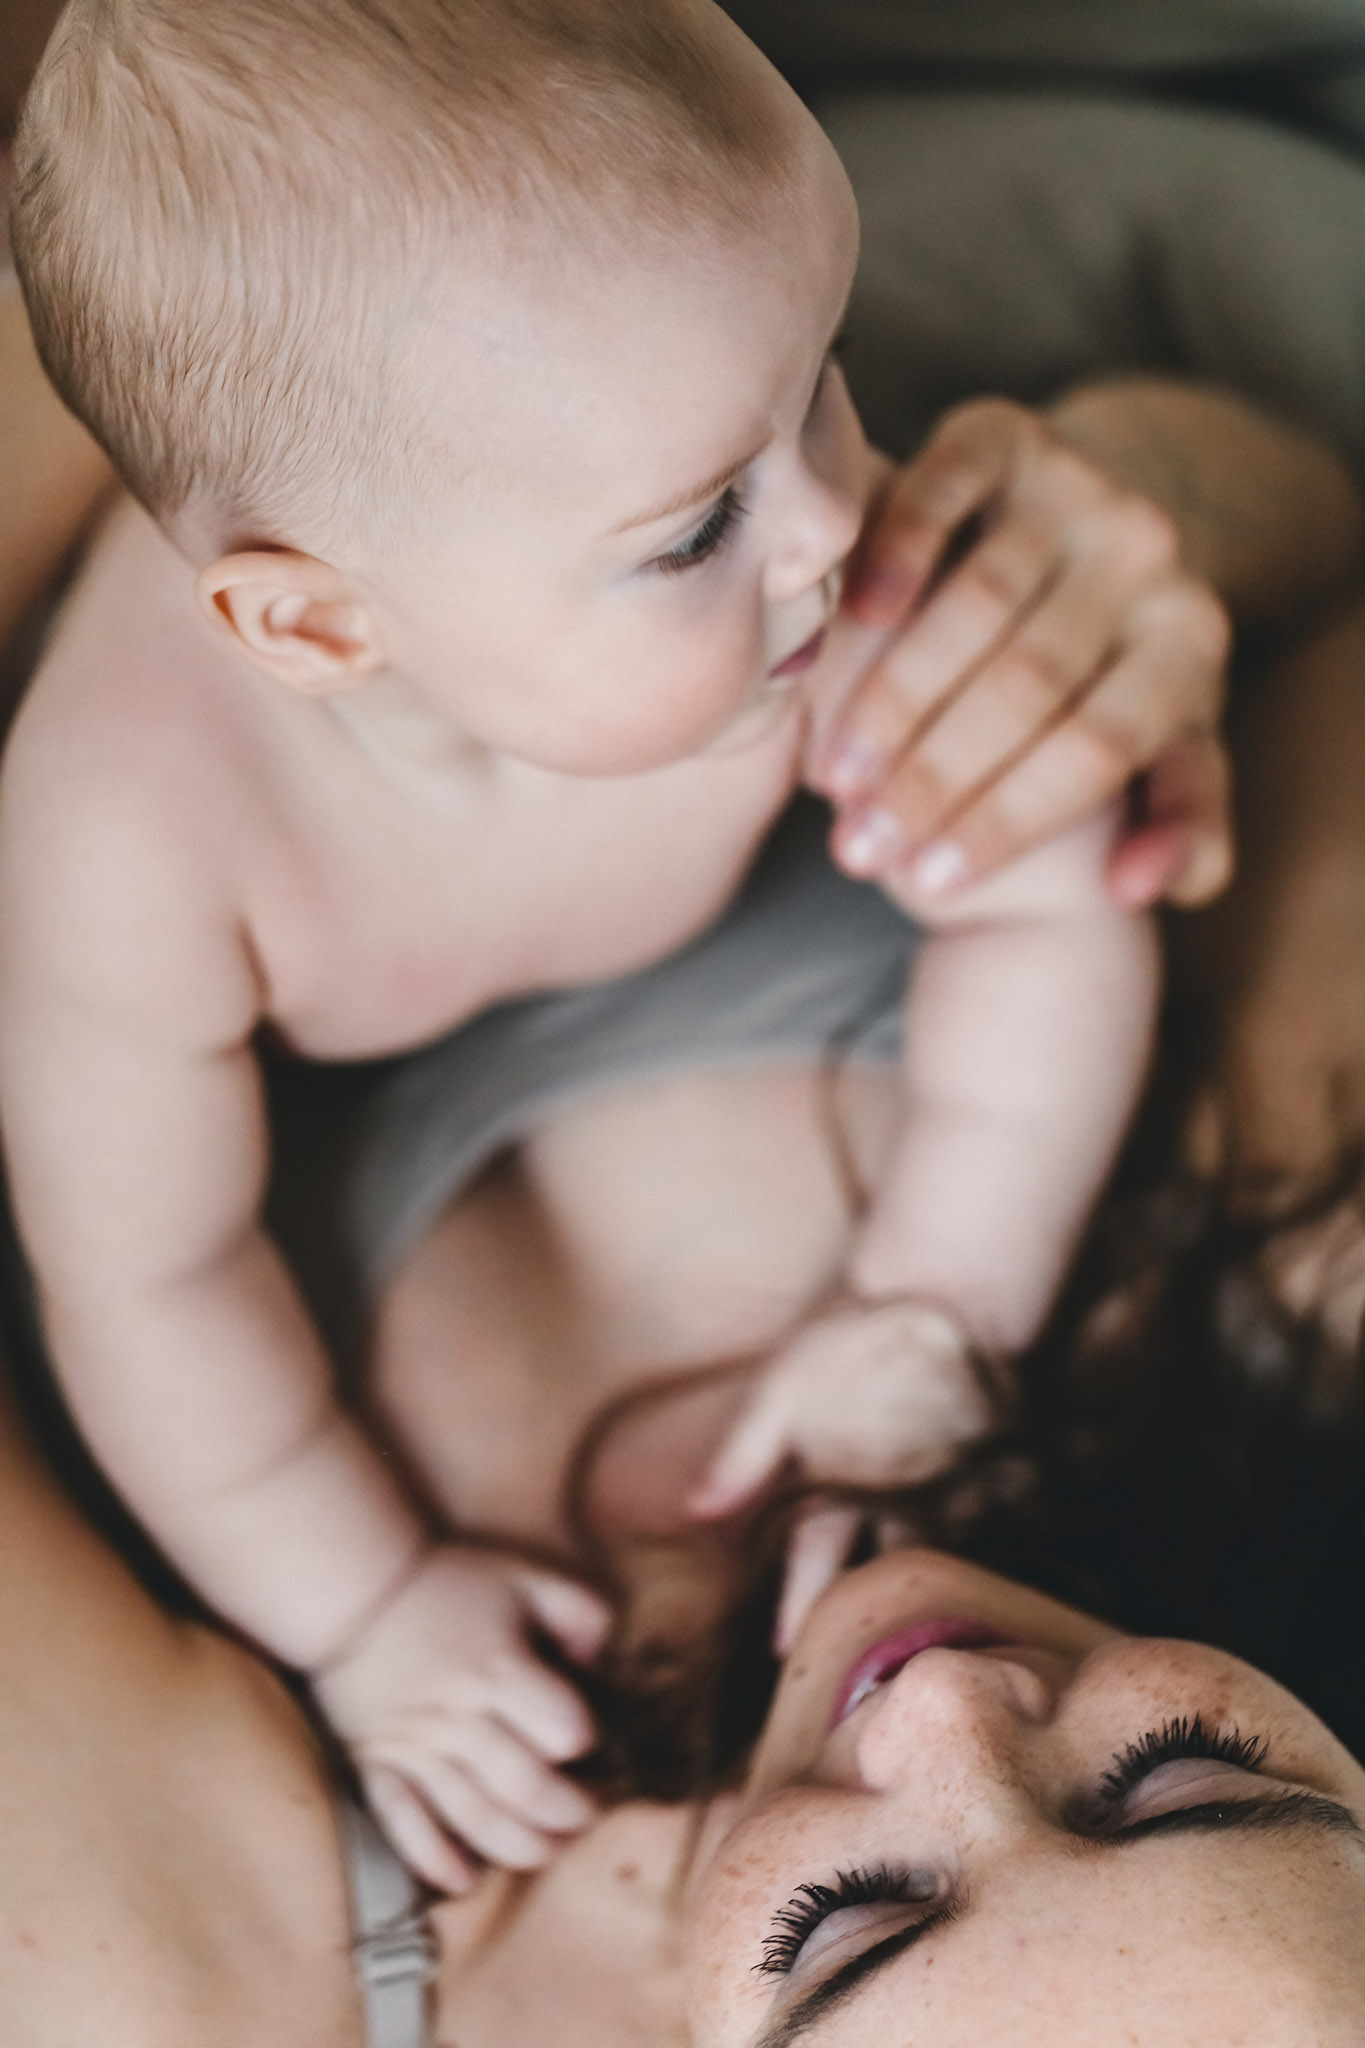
[850,811,1159,1349]
[692,810,1157,1525]
[0,773,426,1669]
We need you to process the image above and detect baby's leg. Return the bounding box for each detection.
[851,808,1159,1349]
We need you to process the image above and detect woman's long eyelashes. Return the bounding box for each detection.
[1098,1715,1268,1812]
[757,1863,940,1977]
[653,484,746,574]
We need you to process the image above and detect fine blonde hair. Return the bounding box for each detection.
[12,0,789,550]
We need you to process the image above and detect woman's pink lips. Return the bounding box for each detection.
[769,625,828,679]
[832,1619,1010,1727]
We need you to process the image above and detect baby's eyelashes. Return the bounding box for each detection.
[651,485,749,575]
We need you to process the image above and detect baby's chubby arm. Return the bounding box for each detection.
[692,807,1156,1529]
[0,754,605,1894]
[847,809,1157,1348]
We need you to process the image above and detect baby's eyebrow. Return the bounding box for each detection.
[748,1788,1364,2048]
[614,446,763,534]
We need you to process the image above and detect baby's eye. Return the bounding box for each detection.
[652,485,746,574]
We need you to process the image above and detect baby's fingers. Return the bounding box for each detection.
[363,1761,478,1896]
[454,1712,597,1837]
[516,1567,612,1667]
[388,1752,562,1873]
[775,1503,864,1655]
[686,1390,794,1522]
[488,1639,599,1764]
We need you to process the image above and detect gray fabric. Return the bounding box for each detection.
[267,797,915,1369]
[724,0,1365,80]
[331,796,916,1299]
[828,93,1365,470]
[337,1800,438,2048]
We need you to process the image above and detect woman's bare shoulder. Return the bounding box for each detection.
[0,1377,364,2048]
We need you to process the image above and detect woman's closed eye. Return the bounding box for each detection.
[757,1864,954,1984]
[1088,1714,1270,1830]
[652,484,747,575]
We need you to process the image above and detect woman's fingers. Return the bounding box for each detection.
[827,497,1064,803]
[841,398,1029,632]
[837,576,1229,901]
[774,1503,864,1656]
[1108,731,1234,909]
[813,394,1234,907]
[820,404,1154,801]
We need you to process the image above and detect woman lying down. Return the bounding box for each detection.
[8,38,1365,2048]
[3,1302,1365,2048]
[4,378,1365,2046]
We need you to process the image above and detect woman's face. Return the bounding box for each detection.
[687,1550,1365,2046]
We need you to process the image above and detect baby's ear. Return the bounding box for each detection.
[196,551,386,692]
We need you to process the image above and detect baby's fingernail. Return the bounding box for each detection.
[840,809,903,874]
[542,1783,595,1830]
[911,840,968,896]
[823,736,882,799]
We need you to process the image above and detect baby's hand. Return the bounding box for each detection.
[687,1298,997,1519]
[807,398,1232,911]
[312,1543,611,1894]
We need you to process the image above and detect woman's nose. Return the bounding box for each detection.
[852,1646,1058,1795]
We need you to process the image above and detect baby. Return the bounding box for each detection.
[2,0,1179,1889]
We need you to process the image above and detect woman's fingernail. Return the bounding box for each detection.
[912,840,968,895]
[824,736,882,798]
[848,570,912,624]
[840,809,904,873]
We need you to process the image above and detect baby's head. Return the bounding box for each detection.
[13,0,867,771]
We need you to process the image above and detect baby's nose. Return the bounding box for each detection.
[765,475,862,605]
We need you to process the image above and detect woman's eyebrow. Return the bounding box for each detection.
[749,1790,1362,2048]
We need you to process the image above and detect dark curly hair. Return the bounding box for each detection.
[571,1124,1365,1801]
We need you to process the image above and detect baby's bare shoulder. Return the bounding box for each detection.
[0,503,266,1034]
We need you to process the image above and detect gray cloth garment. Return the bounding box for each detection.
[267,796,918,1355]
[724,0,1365,152]
[337,1799,438,2048]
[725,0,1365,74]
[826,92,1365,471]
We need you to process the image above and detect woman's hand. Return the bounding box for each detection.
[806,395,1238,911]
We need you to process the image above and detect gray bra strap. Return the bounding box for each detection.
[337,1799,439,2048]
